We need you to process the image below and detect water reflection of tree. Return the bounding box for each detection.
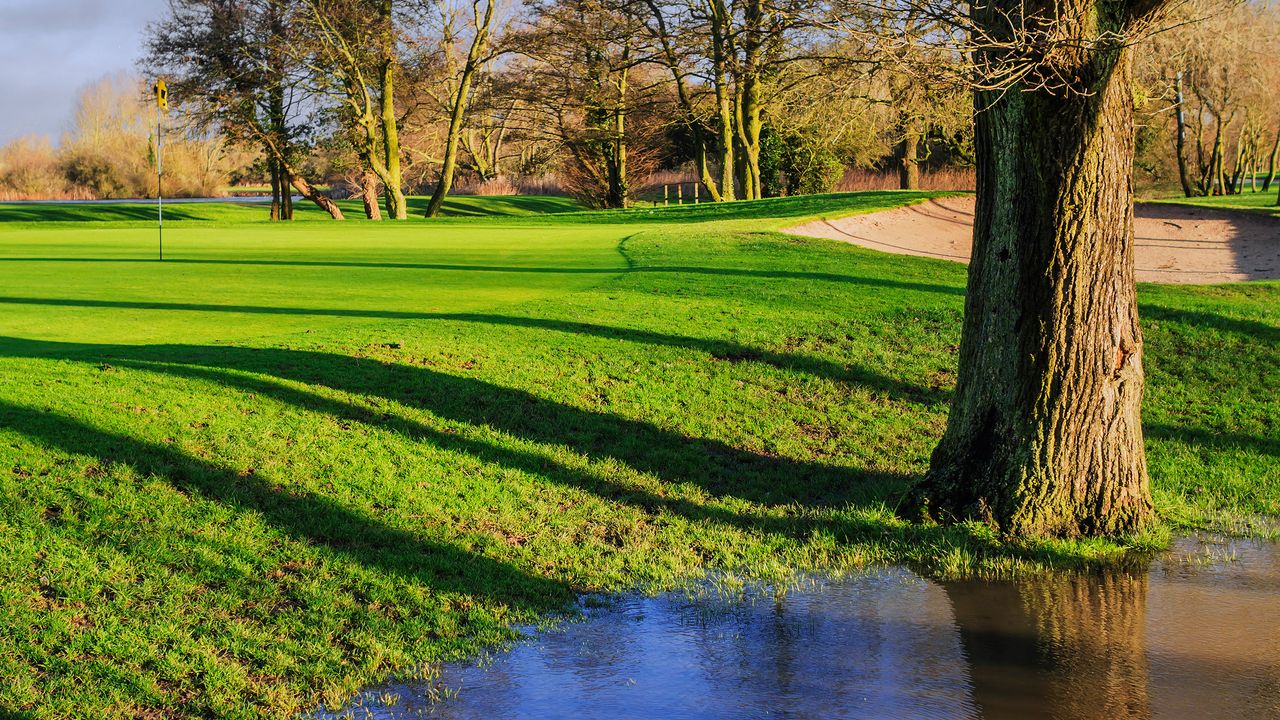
[945,572,1151,720]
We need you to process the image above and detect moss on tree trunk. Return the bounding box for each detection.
[908,0,1157,537]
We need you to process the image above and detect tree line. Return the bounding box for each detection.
[4,0,1271,212]
[139,0,980,218]
[1139,0,1280,198]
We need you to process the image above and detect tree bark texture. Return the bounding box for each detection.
[286,168,344,219]
[909,0,1156,537]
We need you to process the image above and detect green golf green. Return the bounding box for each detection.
[0,192,1275,718]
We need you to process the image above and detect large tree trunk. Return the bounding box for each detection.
[379,79,407,218]
[734,76,763,199]
[908,1,1155,537]
[714,80,737,201]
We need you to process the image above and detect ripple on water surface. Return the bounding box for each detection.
[328,538,1280,719]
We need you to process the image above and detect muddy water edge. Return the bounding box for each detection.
[320,537,1280,719]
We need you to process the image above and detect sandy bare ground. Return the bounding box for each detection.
[785,196,1280,284]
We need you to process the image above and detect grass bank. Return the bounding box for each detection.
[0,192,1275,718]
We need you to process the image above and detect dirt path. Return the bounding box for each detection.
[785,195,1280,284]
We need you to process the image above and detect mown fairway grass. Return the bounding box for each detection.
[0,192,1276,718]
[1149,188,1280,218]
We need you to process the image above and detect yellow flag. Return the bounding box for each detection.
[155,79,169,110]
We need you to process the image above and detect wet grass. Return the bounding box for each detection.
[0,192,1275,718]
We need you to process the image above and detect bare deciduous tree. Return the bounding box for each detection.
[146,0,345,219]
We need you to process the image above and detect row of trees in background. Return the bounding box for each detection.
[1138,0,1280,197]
[2,0,1276,212]
[136,0,977,217]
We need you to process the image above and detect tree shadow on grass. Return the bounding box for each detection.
[1,337,904,511]
[0,337,1053,576]
[0,262,966,296]
[0,399,573,613]
[0,301,950,405]
[1141,304,1280,345]
[1146,424,1279,459]
[0,334,1110,605]
[0,203,236,223]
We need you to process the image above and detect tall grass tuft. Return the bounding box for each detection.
[834,168,975,192]
[453,175,566,196]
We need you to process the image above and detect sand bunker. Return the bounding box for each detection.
[786,196,1280,284]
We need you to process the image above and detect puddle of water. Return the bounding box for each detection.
[326,538,1279,719]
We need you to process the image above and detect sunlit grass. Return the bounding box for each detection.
[0,192,1274,718]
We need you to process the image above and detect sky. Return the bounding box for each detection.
[0,0,168,144]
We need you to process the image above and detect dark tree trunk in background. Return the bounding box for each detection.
[908,0,1157,537]
[1174,72,1194,197]
[269,157,283,221]
[898,132,920,190]
[360,168,383,220]
[1264,128,1279,192]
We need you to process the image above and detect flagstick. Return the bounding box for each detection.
[157,104,164,262]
